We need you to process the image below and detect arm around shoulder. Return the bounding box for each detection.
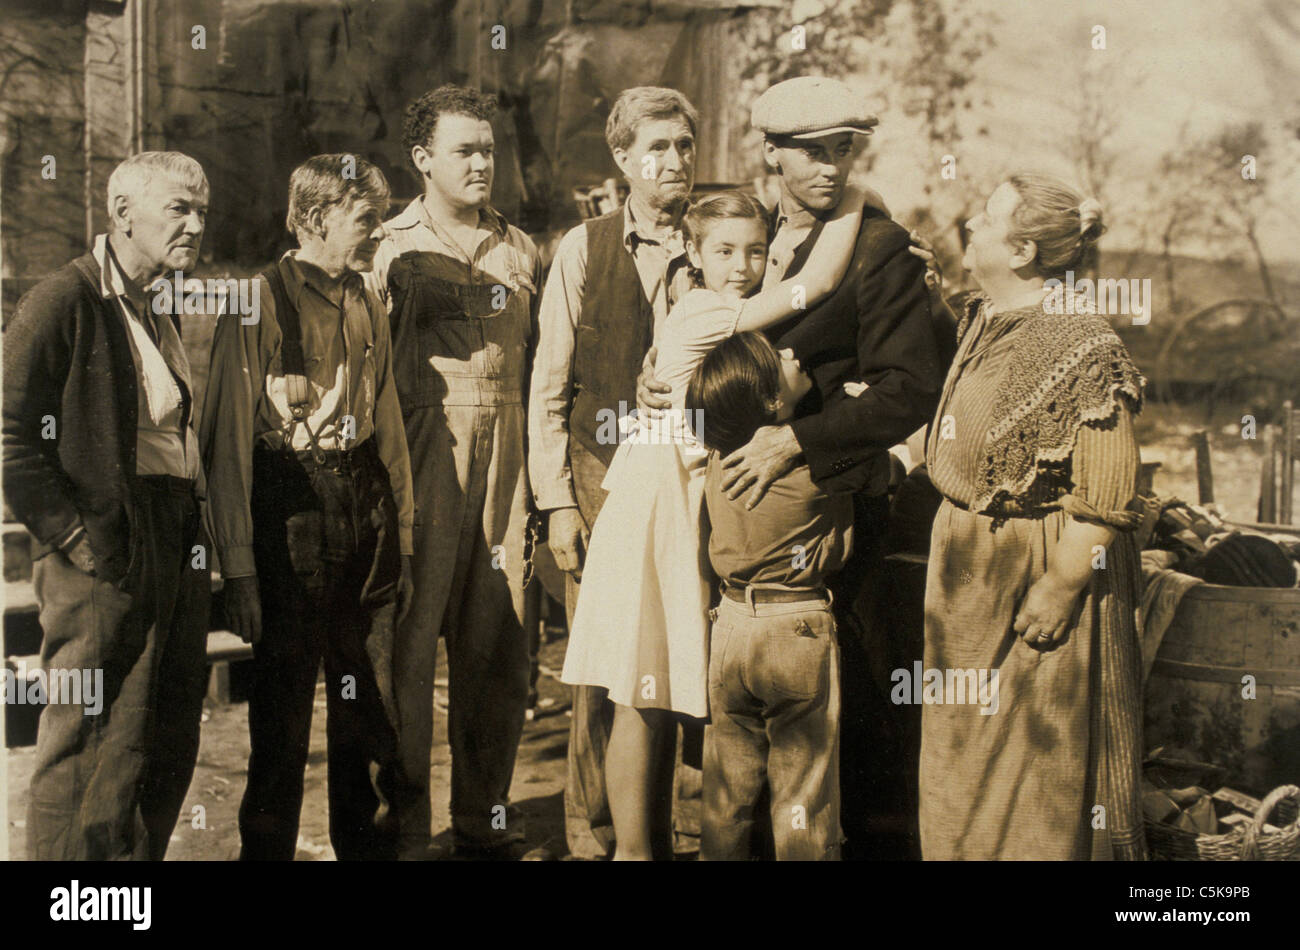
[788,224,944,478]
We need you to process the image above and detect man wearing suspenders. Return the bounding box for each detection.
[200,154,415,860]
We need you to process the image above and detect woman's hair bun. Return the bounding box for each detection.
[1077,197,1105,239]
[1006,173,1106,278]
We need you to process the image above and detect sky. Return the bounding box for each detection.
[861,0,1300,264]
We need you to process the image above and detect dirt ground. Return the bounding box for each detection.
[5,635,575,861]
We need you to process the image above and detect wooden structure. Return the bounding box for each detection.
[2,0,781,315]
[1258,400,1299,523]
[1144,563,1300,797]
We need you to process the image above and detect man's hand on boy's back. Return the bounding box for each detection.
[548,506,590,577]
[721,424,802,510]
[636,346,672,418]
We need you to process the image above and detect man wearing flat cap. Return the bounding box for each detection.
[641,76,951,859]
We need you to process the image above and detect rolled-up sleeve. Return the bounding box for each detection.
[198,282,272,579]
[527,225,587,511]
[368,288,415,555]
[1060,402,1143,529]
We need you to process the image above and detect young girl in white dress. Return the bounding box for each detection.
[561,186,868,859]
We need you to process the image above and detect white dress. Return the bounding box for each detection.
[561,289,743,717]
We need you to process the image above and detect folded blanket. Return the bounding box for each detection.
[1139,550,1203,683]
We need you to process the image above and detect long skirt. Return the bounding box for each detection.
[918,500,1147,860]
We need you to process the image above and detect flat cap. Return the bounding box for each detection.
[751,77,878,139]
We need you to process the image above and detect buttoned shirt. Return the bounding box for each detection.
[763,200,821,290]
[200,251,415,578]
[91,234,201,482]
[528,199,691,511]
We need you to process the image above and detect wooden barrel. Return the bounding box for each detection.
[1144,581,1300,794]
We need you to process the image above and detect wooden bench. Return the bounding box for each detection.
[3,627,255,747]
[204,630,254,704]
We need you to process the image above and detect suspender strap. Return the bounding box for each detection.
[261,261,332,462]
[260,262,313,421]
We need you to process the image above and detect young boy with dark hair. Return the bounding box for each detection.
[687,331,862,861]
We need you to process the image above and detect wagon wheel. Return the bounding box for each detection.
[1207,372,1294,422]
[1153,298,1294,413]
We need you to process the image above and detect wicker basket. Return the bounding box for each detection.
[1145,785,1300,860]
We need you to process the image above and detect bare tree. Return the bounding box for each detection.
[1151,122,1290,315]
[1140,121,1299,411]
[733,0,992,175]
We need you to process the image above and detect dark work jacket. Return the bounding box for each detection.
[569,208,655,469]
[768,206,955,496]
[3,253,151,585]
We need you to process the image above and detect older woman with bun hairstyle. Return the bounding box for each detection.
[916,173,1147,860]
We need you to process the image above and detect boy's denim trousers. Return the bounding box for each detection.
[701,591,842,861]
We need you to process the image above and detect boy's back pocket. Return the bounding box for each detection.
[758,611,834,702]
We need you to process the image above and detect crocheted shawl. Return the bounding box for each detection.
[955,293,1146,516]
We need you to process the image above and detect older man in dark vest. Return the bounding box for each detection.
[528,86,701,859]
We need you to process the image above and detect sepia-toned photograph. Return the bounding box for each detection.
[1,0,1297,927]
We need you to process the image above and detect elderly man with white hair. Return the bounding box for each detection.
[3,150,212,860]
